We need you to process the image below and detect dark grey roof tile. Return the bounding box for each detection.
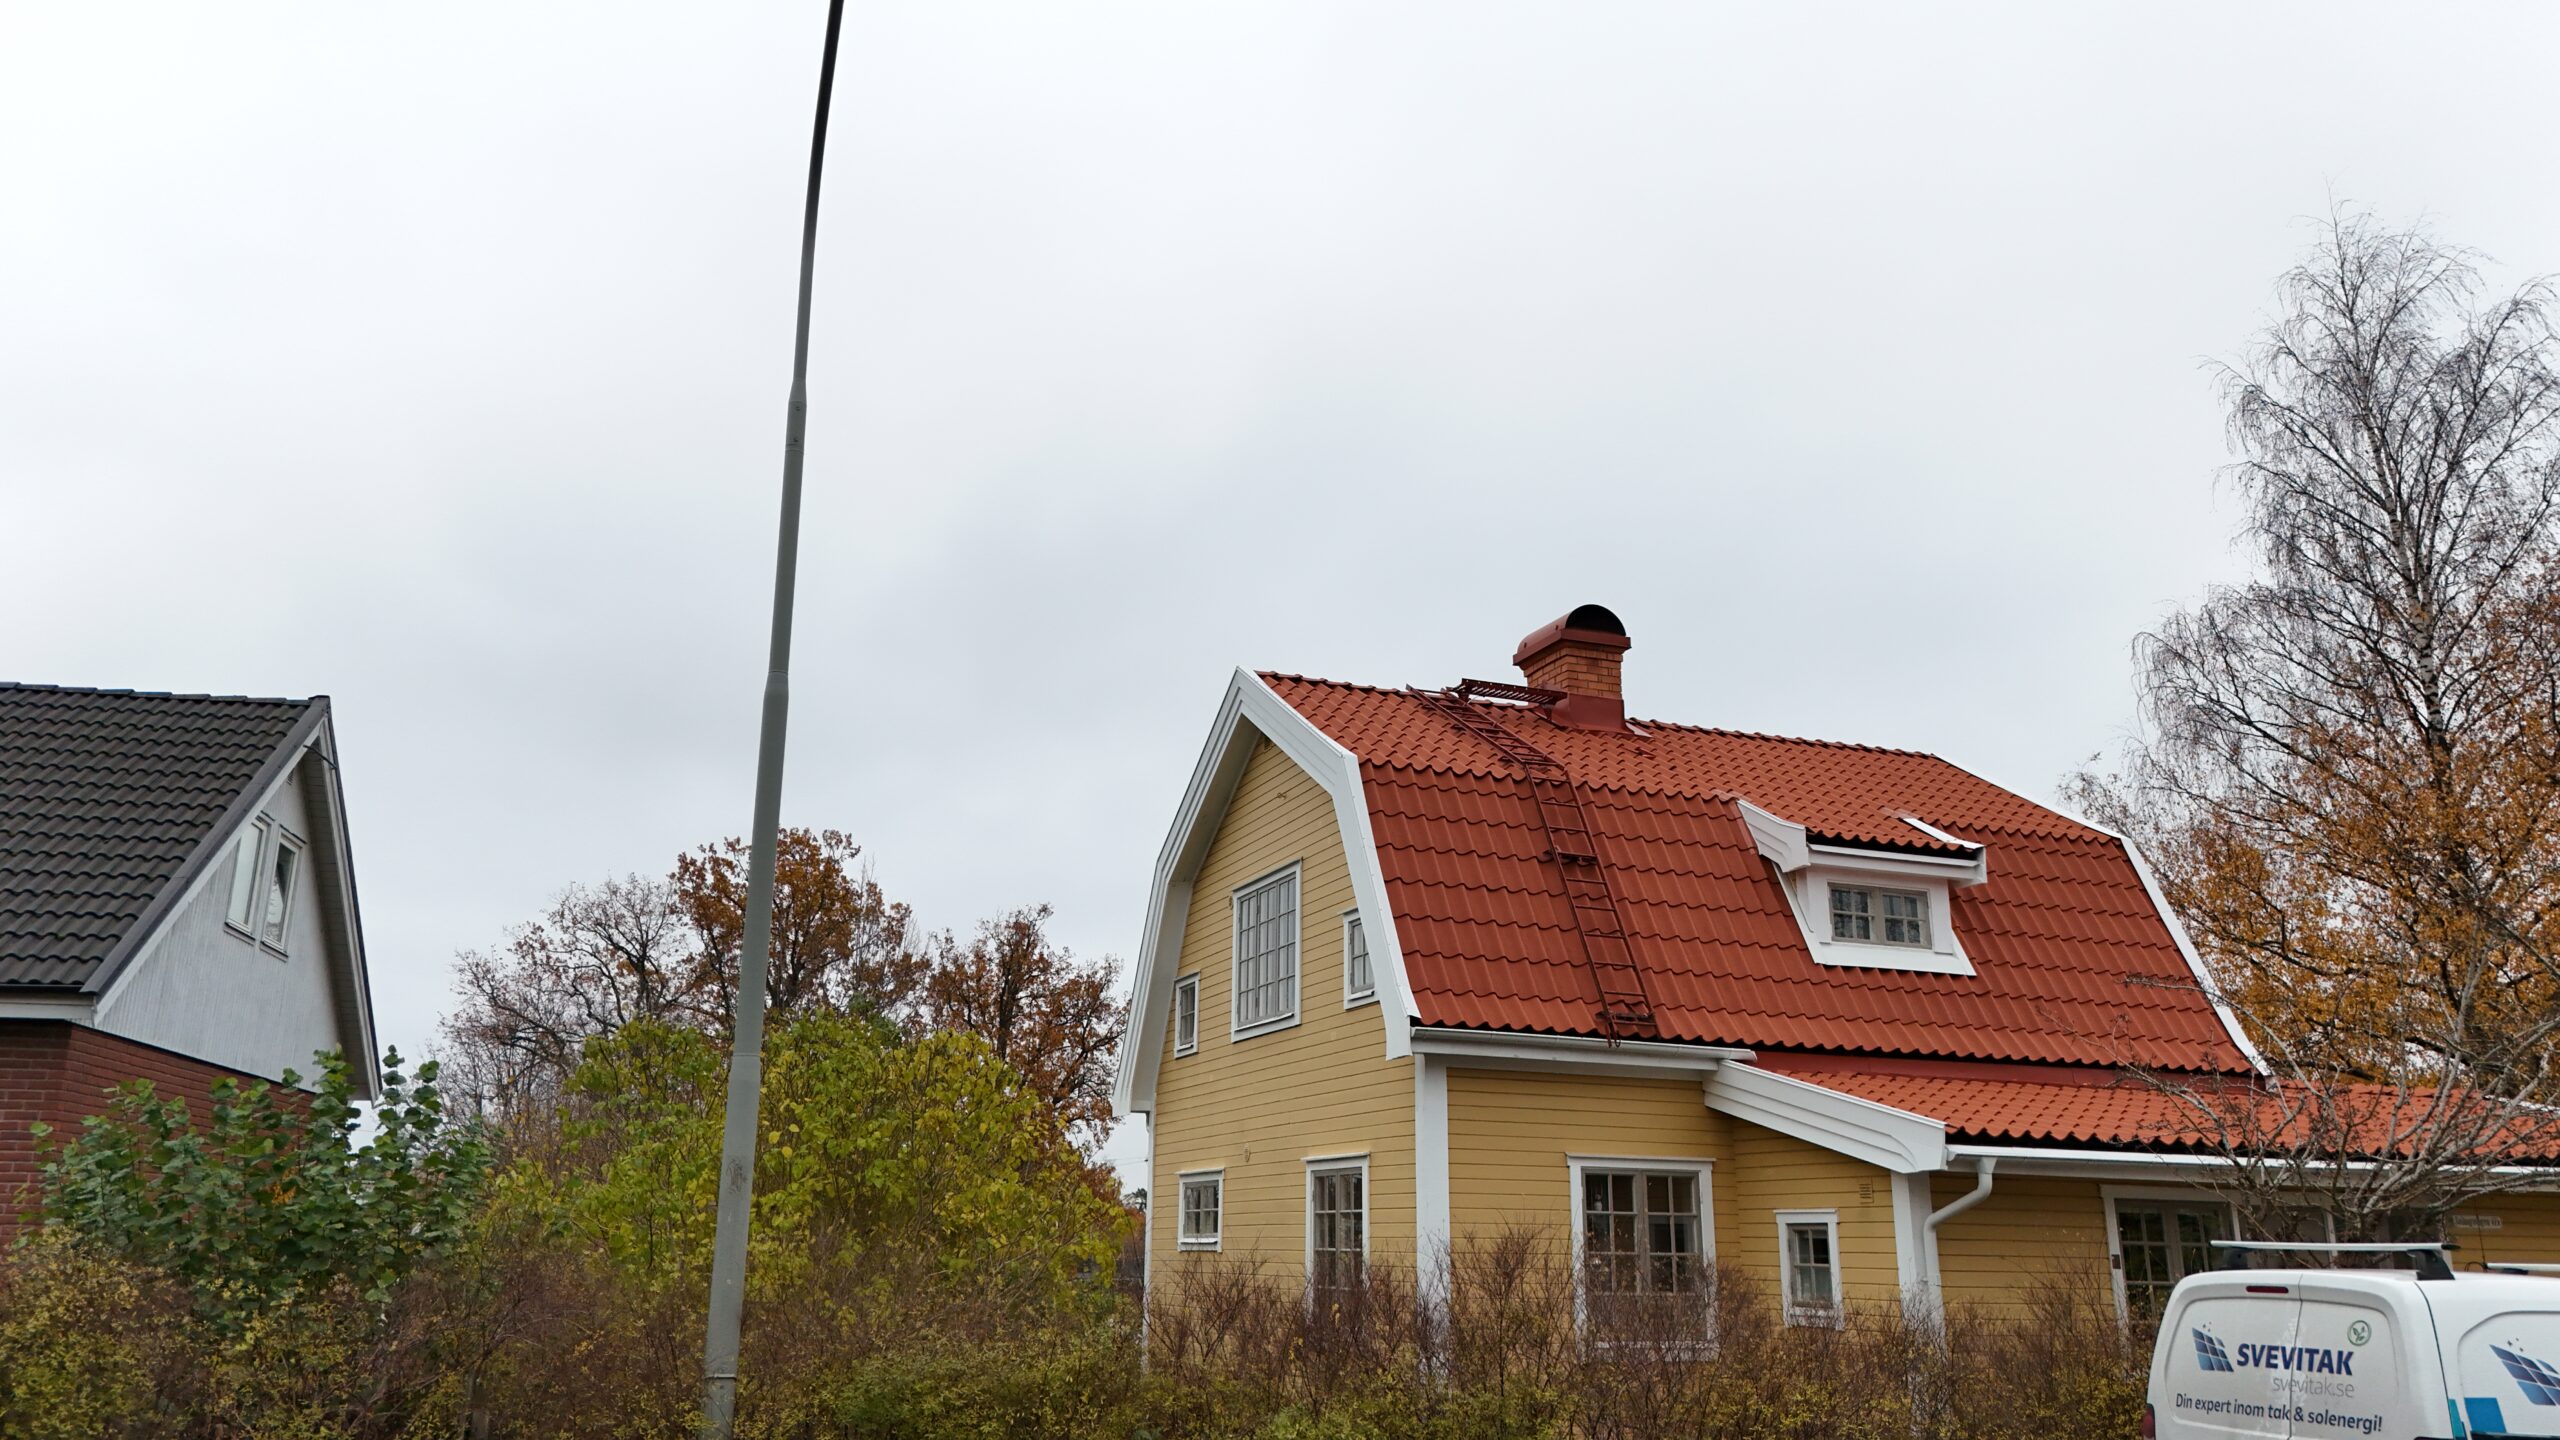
[0,684,317,988]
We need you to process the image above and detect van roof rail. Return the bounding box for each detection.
[2211,1240,2457,1281]
[2486,1263,2560,1276]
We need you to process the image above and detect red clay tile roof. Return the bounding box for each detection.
[1756,1055,2213,1146]
[1756,1056,2560,1160]
[1263,675,2252,1074]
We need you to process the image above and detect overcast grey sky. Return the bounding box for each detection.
[6,4,2557,1170]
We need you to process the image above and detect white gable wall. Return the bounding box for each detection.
[92,750,353,1090]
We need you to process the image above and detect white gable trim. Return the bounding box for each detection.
[1112,670,1417,1118]
[2038,801,2268,1075]
[1703,1063,1950,1174]
[89,719,380,1097]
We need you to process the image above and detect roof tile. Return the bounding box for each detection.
[0,684,315,988]
[1264,675,2250,1073]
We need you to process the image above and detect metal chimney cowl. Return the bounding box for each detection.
[1513,603,1631,732]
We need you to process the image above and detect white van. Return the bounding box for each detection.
[2148,1248,2560,1439]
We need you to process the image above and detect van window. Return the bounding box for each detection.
[2453,1311,2560,1436]
[2119,1200,2229,1318]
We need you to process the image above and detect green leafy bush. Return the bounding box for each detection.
[34,1050,488,1330]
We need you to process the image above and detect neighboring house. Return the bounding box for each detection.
[0,684,378,1222]
[1112,607,2560,1327]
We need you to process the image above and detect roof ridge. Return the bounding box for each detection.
[0,682,318,707]
[1256,671,1942,759]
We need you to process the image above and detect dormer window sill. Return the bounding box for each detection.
[1808,942,1977,977]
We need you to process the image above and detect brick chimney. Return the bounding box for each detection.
[1514,604,1631,731]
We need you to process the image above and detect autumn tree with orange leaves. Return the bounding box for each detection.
[2074,211,2560,1237]
[442,828,1127,1158]
[925,906,1127,1148]
[673,827,925,1031]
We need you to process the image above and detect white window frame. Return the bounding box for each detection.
[1171,974,1200,1057]
[1566,1154,1716,1334]
[2100,1185,2240,1324]
[1229,862,1302,1039]
[1773,861,1977,977]
[222,816,272,940]
[1341,909,1375,1008]
[1304,1152,1370,1294]
[1776,1208,1844,1328]
[1176,1169,1224,1251]
[1827,883,1929,949]
[259,826,305,956]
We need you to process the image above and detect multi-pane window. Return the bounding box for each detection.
[1172,974,1200,1056]
[262,835,301,951]
[1233,868,1299,1032]
[1310,1164,1365,1295]
[1829,885,1927,947]
[1582,1170,1704,1302]
[1343,913,1374,1004]
[223,820,269,933]
[1779,1212,1840,1325]
[2116,1201,2227,1318]
[1178,1174,1222,1249]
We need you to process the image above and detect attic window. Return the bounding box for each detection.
[223,819,270,935]
[1829,885,1926,948]
[1343,913,1374,1006]
[262,834,302,952]
[1172,974,1200,1056]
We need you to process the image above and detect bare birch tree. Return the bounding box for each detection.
[2076,209,2560,1238]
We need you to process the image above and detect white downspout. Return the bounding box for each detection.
[1927,1154,1997,1233]
[1916,1156,1996,1323]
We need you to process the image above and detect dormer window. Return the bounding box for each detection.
[1737,799,1984,977]
[1829,886,1927,948]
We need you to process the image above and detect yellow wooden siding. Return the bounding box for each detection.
[2443,1193,2560,1271]
[1149,736,1414,1290]
[1726,1121,1900,1310]
[1440,1068,1904,1314]
[1445,1067,1729,1246]
[1922,1180,2560,1315]
[1928,1173,2112,1314]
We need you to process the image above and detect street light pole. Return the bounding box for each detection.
[699,2,847,1435]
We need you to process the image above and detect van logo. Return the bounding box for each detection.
[2347,1320,2370,1346]
[2492,1344,2560,1406]
[2192,1325,2357,1376]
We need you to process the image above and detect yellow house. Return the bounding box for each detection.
[1111,605,2560,1327]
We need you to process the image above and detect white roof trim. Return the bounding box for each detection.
[1111,670,1417,1118]
[1947,1143,2560,1186]
[1411,1026,1752,1080]
[1704,1063,1950,1174]
[1735,797,1809,872]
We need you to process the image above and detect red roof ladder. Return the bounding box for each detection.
[1408,683,1659,1042]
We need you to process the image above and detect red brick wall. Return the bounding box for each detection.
[0,1020,278,1235]
[1521,639,1625,699]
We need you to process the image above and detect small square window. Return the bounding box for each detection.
[1880,890,1926,946]
[1343,913,1374,1005]
[1829,886,1926,948]
[1778,1211,1840,1325]
[223,820,268,935]
[1179,1173,1222,1250]
[1172,974,1200,1056]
